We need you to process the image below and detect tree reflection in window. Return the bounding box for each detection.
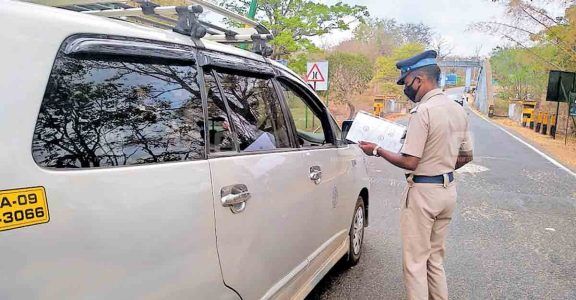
[215,72,291,152]
[205,71,237,153]
[33,56,205,168]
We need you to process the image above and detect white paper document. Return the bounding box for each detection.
[244,132,276,152]
[346,111,407,153]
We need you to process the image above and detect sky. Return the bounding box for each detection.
[317,0,560,57]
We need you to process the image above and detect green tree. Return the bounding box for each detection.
[220,0,369,59]
[287,48,326,75]
[490,46,553,100]
[541,5,576,70]
[474,0,576,104]
[373,43,426,98]
[474,0,576,70]
[327,52,373,118]
[353,18,431,56]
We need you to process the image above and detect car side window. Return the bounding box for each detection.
[329,115,345,147]
[32,54,205,168]
[212,71,291,152]
[279,81,328,147]
[205,70,237,153]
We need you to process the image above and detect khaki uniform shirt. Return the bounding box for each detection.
[400,88,473,176]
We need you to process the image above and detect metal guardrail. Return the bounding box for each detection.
[473,60,494,115]
[437,60,482,68]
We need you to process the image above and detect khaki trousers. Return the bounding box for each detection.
[400,180,457,300]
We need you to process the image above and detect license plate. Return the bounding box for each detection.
[0,187,50,232]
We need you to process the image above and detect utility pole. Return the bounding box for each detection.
[240,0,258,50]
[247,0,257,19]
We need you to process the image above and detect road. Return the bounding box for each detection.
[307,88,576,299]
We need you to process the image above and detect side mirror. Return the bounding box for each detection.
[341,120,354,143]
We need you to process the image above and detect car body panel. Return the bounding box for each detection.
[209,147,343,299]
[0,1,371,298]
[0,3,236,299]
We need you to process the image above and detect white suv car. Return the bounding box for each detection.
[0,1,370,299]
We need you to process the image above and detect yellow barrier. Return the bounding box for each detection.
[522,115,529,127]
[522,101,536,129]
[535,112,542,133]
[541,112,548,135]
[373,101,383,117]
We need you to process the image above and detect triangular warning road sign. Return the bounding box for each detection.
[306,63,325,82]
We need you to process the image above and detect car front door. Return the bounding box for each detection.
[203,63,327,299]
[275,77,352,274]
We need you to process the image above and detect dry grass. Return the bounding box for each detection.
[327,96,408,124]
[493,117,576,170]
[327,92,398,122]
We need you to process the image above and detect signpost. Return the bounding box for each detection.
[545,70,576,143]
[306,61,328,91]
[445,73,458,86]
[570,92,576,117]
[305,61,329,129]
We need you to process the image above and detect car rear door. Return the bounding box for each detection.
[0,35,235,299]
[201,52,332,299]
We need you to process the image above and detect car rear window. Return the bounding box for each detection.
[32,54,205,169]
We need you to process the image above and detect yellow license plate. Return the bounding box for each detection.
[0,187,50,232]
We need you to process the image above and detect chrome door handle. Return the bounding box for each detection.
[310,166,322,185]
[221,184,251,213]
[221,191,251,206]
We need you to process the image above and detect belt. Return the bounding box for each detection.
[405,172,454,184]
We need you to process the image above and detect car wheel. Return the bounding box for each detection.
[345,196,365,267]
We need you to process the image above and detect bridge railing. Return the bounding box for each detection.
[437,59,492,115]
[473,60,493,115]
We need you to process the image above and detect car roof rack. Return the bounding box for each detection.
[22,0,274,57]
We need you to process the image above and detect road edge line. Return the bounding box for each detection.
[469,107,576,178]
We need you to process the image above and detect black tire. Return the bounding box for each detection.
[344,196,365,267]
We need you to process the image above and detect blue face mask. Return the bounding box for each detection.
[403,77,421,102]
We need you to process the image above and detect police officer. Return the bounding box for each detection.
[358,50,473,300]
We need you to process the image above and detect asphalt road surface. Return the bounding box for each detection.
[307,88,576,299]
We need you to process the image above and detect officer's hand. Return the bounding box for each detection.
[358,141,377,156]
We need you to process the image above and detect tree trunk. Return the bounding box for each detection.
[346,101,356,120]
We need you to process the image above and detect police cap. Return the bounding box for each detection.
[396,50,438,85]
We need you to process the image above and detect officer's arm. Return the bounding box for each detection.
[376,148,420,171]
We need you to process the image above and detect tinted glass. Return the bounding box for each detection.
[205,71,237,153]
[279,82,327,147]
[329,115,344,146]
[215,72,291,152]
[33,55,205,168]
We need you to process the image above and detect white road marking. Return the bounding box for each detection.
[476,156,510,160]
[470,108,576,178]
[545,228,556,232]
[456,163,489,174]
